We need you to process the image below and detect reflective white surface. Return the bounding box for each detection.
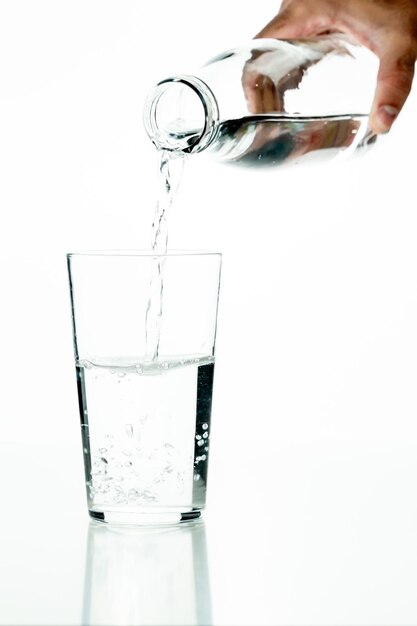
[1,440,417,625]
[84,520,211,625]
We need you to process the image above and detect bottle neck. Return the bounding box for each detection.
[143,75,220,154]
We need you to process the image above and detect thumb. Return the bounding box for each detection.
[369,48,415,134]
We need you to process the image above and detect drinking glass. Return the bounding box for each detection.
[67,251,222,525]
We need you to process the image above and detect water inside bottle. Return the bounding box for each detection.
[166,113,376,166]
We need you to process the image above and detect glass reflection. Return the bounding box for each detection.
[82,520,212,625]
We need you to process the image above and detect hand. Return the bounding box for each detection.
[256,0,417,133]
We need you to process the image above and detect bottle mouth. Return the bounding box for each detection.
[143,75,220,154]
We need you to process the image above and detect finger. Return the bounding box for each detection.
[256,5,335,39]
[256,9,307,39]
[242,72,265,113]
[261,76,280,112]
[369,47,415,134]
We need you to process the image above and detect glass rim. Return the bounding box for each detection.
[66,249,222,259]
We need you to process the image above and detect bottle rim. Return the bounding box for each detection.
[143,75,220,154]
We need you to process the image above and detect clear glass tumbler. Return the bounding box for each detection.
[67,251,222,525]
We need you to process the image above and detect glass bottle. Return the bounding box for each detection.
[143,36,379,168]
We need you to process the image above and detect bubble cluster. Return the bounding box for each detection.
[193,420,210,481]
[87,428,190,506]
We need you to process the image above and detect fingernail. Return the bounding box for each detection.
[381,105,399,119]
[377,105,399,132]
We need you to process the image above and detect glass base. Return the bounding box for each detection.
[89,507,202,526]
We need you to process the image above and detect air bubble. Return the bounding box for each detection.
[128,489,139,500]
[196,434,202,440]
[203,432,208,439]
[114,492,128,505]
[197,440,204,447]
[142,490,156,502]
[202,423,208,430]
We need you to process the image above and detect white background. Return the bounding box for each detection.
[1,1,417,625]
